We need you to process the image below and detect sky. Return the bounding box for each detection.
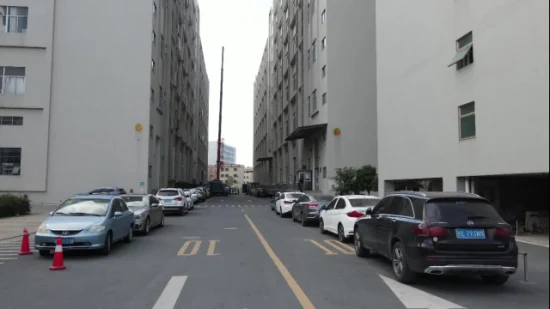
[199,0,272,167]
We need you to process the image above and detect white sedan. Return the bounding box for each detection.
[275,192,305,217]
[319,195,381,242]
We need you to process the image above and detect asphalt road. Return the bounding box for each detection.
[0,195,548,309]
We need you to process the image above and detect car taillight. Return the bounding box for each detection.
[175,197,183,201]
[412,224,448,237]
[307,203,319,208]
[284,200,294,204]
[346,211,364,218]
[495,227,512,237]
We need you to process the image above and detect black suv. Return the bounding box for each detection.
[353,191,518,285]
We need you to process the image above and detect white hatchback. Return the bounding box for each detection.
[319,195,381,242]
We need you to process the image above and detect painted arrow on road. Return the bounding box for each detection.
[380,275,466,309]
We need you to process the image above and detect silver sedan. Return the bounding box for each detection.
[121,194,164,235]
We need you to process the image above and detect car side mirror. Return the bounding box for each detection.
[114,211,123,217]
[365,208,373,215]
[320,205,327,211]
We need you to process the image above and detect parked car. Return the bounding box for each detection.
[78,187,127,196]
[291,194,334,226]
[353,191,518,285]
[273,192,305,217]
[183,190,194,210]
[35,195,135,256]
[189,189,200,203]
[156,188,189,215]
[121,194,164,235]
[319,195,381,242]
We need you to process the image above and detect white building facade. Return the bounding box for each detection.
[0,0,209,203]
[253,0,378,193]
[376,0,549,210]
[208,140,236,165]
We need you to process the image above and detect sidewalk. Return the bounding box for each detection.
[0,204,57,240]
[516,233,549,248]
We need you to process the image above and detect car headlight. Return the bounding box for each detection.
[37,224,49,234]
[135,213,144,219]
[87,225,106,233]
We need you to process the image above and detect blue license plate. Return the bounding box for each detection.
[164,200,172,203]
[62,238,74,245]
[455,229,486,239]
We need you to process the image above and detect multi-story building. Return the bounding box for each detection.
[376,1,549,219]
[208,164,245,188]
[208,140,236,165]
[244,167,254,184]
[253,0,378,193]
[0,0,209,203]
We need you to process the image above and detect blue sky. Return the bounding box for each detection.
[199,0,272,167]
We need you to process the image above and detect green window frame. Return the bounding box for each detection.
[459,102,476,140]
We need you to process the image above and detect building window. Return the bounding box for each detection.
[322,93,326,105]
[0,66,26,95]
[322,65,326,78]
[321,37,326,50]
[0,116,23,125]
[448,32,474,70]
[321,10,326,24]
[0,148,21,176]
[1,6,28,33]
[311,90,317,115]
[312,40,317,63]
[459,102,476,140]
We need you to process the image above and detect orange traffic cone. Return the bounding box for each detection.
[49,237,66,271]
[18,228,32,255]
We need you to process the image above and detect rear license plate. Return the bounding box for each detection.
[164,200,172,203]
[456,229,486,239]
[62,238,74,245]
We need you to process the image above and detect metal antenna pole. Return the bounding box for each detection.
[216,47,225,180]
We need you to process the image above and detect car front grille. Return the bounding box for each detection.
[50,230,82,236]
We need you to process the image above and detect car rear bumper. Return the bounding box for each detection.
[424,264,517,276]
[163,206,186,213]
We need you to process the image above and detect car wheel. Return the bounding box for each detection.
[354,228,371,257]
[124,226,133,243]
[338,224,350,243]
[101,232,112,256]
[292,211,297,222]
[319,219,327,234]
[143,218,151,235]
[391,241,416,283]
[39,250,50,257]
[159,215,165,227]
[481,275,509,285]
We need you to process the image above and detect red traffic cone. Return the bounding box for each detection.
[18,228,32,255]
[49,237,66,271]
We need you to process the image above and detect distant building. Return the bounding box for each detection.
[208,164,244,188]
[244,167,254,184]
[208,141,236,165]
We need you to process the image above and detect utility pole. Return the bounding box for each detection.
[216,47,225,180]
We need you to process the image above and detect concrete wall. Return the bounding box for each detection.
[377,0,550,194]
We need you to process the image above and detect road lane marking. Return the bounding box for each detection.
[0,253,17,256]
[516,239,550,248]
[152,275,188,309]
[380,275,465,309]
[0,257,17,260]
[224,227,237,230]
[177,240,202,256]
[304,239,337,255]
[245,214,315,309]
[207,240,221,256]
[323,240,355,255]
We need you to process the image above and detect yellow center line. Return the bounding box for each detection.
[323,240,355,255]
[304,239,337,255]
[244,214,316,309]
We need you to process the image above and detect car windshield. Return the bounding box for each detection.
[54,199,109,216]
[285,193,303,199]
[349,198,381,207]
[425,199,503,222]
[158,190,179,196]
[121,196,146,208]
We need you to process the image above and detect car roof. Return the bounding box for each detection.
[340,195,380,199]
[158,188,180,191]
[71,194,115,200]
[390,191,485,200]
[121,194,149,197]
[283,191,304,195]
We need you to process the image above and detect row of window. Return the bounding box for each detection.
[1,6,28,33]
[0,148,21,176]
[0,116,23,125]
[0,66,26,95]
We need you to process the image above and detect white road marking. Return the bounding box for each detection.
[0,262,4,265]
[516,239,549,248]
[248,200,251,202]
[0,257,17,260]
[220,200,224,202]
[152,275,188,309]
[380,275,465,309]
[224,227,237,230]
[183,236,201,240]
[0,253,17,256]
[238,205,242,208]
